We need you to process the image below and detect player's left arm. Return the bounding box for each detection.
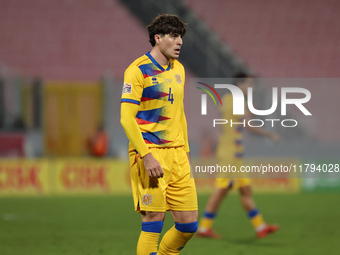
[181,109,191,165]
[179,66,190,154]
[245,112,280,143]
[181,106,190,152]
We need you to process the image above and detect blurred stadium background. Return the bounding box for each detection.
[0,0,339,254]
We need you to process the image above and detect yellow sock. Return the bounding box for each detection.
[198,211,216,231]
[248,209,266,232]
[199,217,214,231]
[137,231,160,255]
[137,221,163,255]
[158,222,198,255]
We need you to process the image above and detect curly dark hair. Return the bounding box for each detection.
[232,71,255,86]
[147,14,187,47]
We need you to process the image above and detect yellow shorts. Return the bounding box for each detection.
[215,177,251,189]
[129,146,198,213]
[215,156,251,189]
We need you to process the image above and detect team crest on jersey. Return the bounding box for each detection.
[175,74,182,84]
[122,83,132,94]
[142,194,153,205]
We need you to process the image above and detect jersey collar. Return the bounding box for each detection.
[145,52,171,71]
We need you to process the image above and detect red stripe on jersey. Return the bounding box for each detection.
[141,97,154,101]
[158,116,171,121]
[136,118,154,125]
[141,92,169,102]
[144,139,172,144]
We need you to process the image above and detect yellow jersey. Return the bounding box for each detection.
[121,52,188,154]
[216,93,245,159]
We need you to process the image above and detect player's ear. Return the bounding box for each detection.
[154,34,160,45]
[154,34,163,45]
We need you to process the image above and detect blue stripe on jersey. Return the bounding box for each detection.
[235,139,243,145]
[146,52,171,71]
[235,152,244,158]
[142,84,168,99]
[236,126,243,132]
[136,108,163,123]
[139,63,163,77]
[142,131,169,145]
[121,99,140,105]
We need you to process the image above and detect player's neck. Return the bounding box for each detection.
[149,47,170,66]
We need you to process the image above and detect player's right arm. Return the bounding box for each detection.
[120,65,163,178]
[244,112,280,143]
[120,103,163,178]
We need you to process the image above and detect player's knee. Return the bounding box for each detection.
[239,185,252,197]
[175,221,198,233]
[141,211,165,222]
[219,187,230,197]
[187,210,199,222]
[192,210,199,222]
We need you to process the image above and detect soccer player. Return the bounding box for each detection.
[120,14,198,255]
[197,72,280,239]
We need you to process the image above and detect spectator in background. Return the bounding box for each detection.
[88,124,109,157]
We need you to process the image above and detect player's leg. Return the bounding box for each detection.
[238,182,279,238]
[197,154,237,238]
[204,186,230,212]
[239,183,256,211]
[158,147,198,254]
[197,178,232,238]
[158,210,198,255]
[137,211,165,255]
[130,149,169,254]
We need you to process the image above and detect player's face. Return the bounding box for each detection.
[159,34,183,60]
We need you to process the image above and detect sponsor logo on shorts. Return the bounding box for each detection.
[122,83,132,94]
[175,74,182,84]
[142,194,153,205]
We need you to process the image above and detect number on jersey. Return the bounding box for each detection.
[168,88,174,104]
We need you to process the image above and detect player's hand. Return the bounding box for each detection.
[143,153,164,178]
[269,133,280,143]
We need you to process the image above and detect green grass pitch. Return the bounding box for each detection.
[0,193,339,255]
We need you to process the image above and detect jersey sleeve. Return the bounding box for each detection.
[180,64,190,153]
[180,108,190,153]
[121,65,144,105]
[120,65,151,157]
